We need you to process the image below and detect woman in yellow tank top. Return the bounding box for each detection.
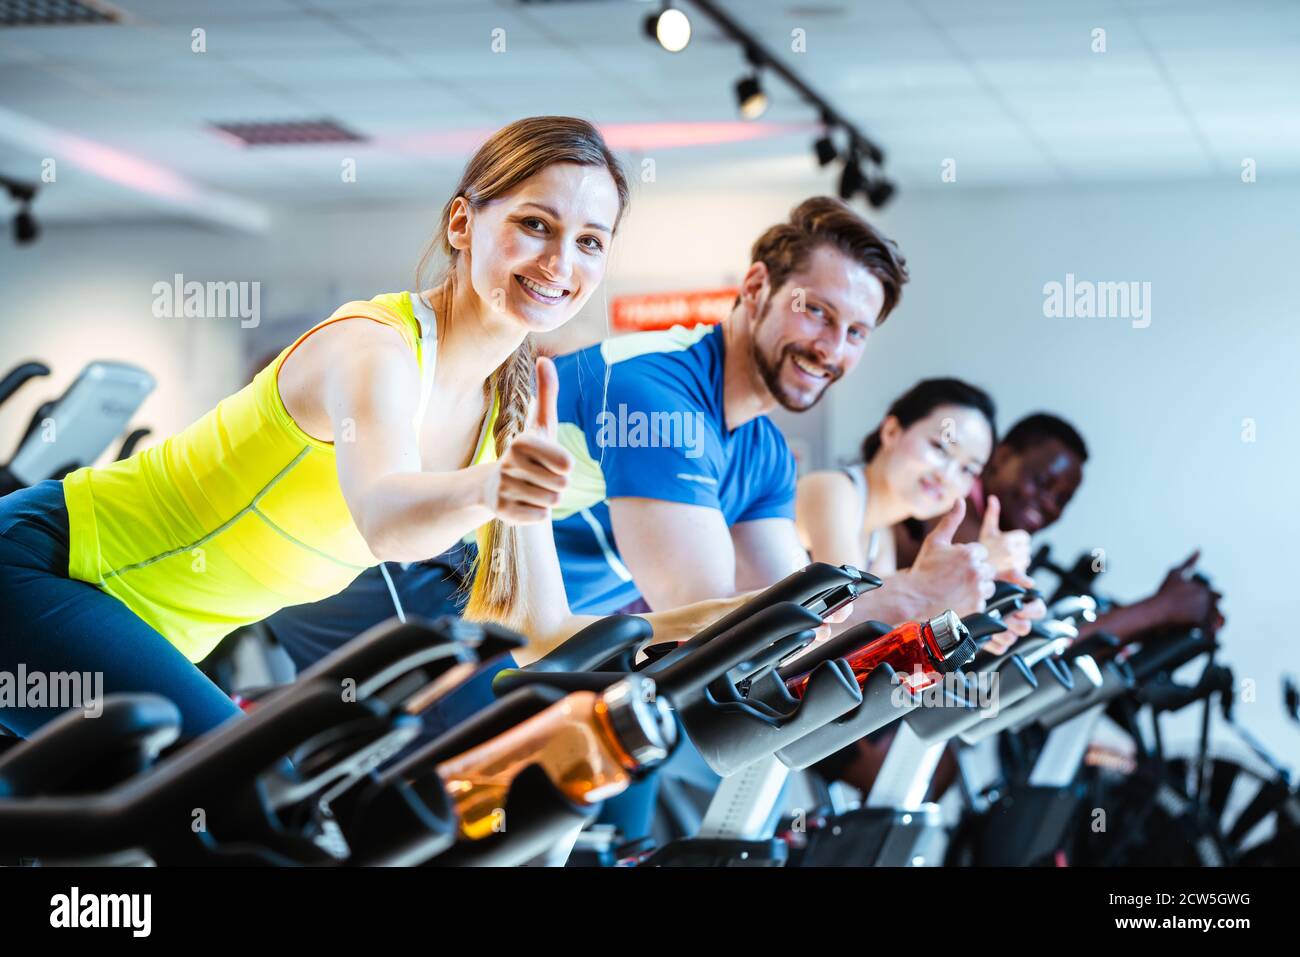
[0,117,738,740]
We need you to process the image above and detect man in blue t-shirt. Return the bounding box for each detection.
[551,196,1005,627]
[551,321,799,613]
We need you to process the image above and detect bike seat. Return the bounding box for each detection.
[0,694,180,798]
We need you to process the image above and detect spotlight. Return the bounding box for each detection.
[644,5,691,53]
[814,132,837,167]
[865,177,897,210]
[14,206,38,245]
[735,74,767,120]
[838,153,865,201]
[1,175,40,246]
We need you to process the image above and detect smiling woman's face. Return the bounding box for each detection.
[876,404,993,520]
[454,161,621,334]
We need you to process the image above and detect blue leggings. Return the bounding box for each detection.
[0,481,242,740]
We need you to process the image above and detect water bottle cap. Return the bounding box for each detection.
[602,675,676,768]
[929,610,977,672]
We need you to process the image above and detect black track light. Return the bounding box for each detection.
[865,177,897,209]
[838,153,865,200]
[814,132,837,167]
[14,206,39,245]
[735,73,767,120]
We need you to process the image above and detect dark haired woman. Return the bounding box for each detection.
[796,378,1032,651]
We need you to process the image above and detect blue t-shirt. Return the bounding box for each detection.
[551,324,797,614]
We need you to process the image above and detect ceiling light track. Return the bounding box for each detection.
[656,0,895,207]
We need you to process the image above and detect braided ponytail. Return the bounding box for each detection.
[464,337,537,622]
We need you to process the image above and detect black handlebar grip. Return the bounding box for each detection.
[491,669,625,697]
[650,602,824,701]
[961,613,1009,644]
[1126,630,1217,683]
[0,360,50,408]
[0,694,180,798]
[296,617,482,693]
[524,615,653,674]
[670,563,868,653]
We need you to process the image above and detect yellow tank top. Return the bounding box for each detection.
[62,291,499,663]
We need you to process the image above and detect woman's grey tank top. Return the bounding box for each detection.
[841,465,881,569]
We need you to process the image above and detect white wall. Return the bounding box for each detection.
[3,175,1296,766]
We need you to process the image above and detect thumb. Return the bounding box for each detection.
[979,495,1002,541]
[926,497,966,548]
[528,355,559,439]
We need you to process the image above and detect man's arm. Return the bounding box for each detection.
[1078,550,1221,642]
[732,517,808,592]
[508,514,752,665]
[608,497,739,609]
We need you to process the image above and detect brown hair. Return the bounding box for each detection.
[748,196,909,324]
[417,116,629,624]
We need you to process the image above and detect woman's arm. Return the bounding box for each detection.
[872,527,898,576]
[1077,551,1221,641]
[795,471,867,567]
[307,320,498,562]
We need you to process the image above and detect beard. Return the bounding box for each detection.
[751,336,843,412]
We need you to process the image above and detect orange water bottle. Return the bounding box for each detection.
[786,610,975,699]
[436,676,675,840]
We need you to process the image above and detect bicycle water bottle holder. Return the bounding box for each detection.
[959,655,1076,744]
[677,658,862,777]
[1036,657,1133,729]
[775,662,920,770]
[340,684,584,867]
[912,652,1040,744]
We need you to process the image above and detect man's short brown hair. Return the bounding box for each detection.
[749,196,909,325]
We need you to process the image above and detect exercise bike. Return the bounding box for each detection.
[0,358,155,495]
[947,547,1294,866]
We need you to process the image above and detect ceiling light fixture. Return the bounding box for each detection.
[644,4,692,53]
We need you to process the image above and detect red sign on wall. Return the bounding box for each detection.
[610,288,738,333]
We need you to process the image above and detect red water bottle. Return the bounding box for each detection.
[786,610,975,698]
